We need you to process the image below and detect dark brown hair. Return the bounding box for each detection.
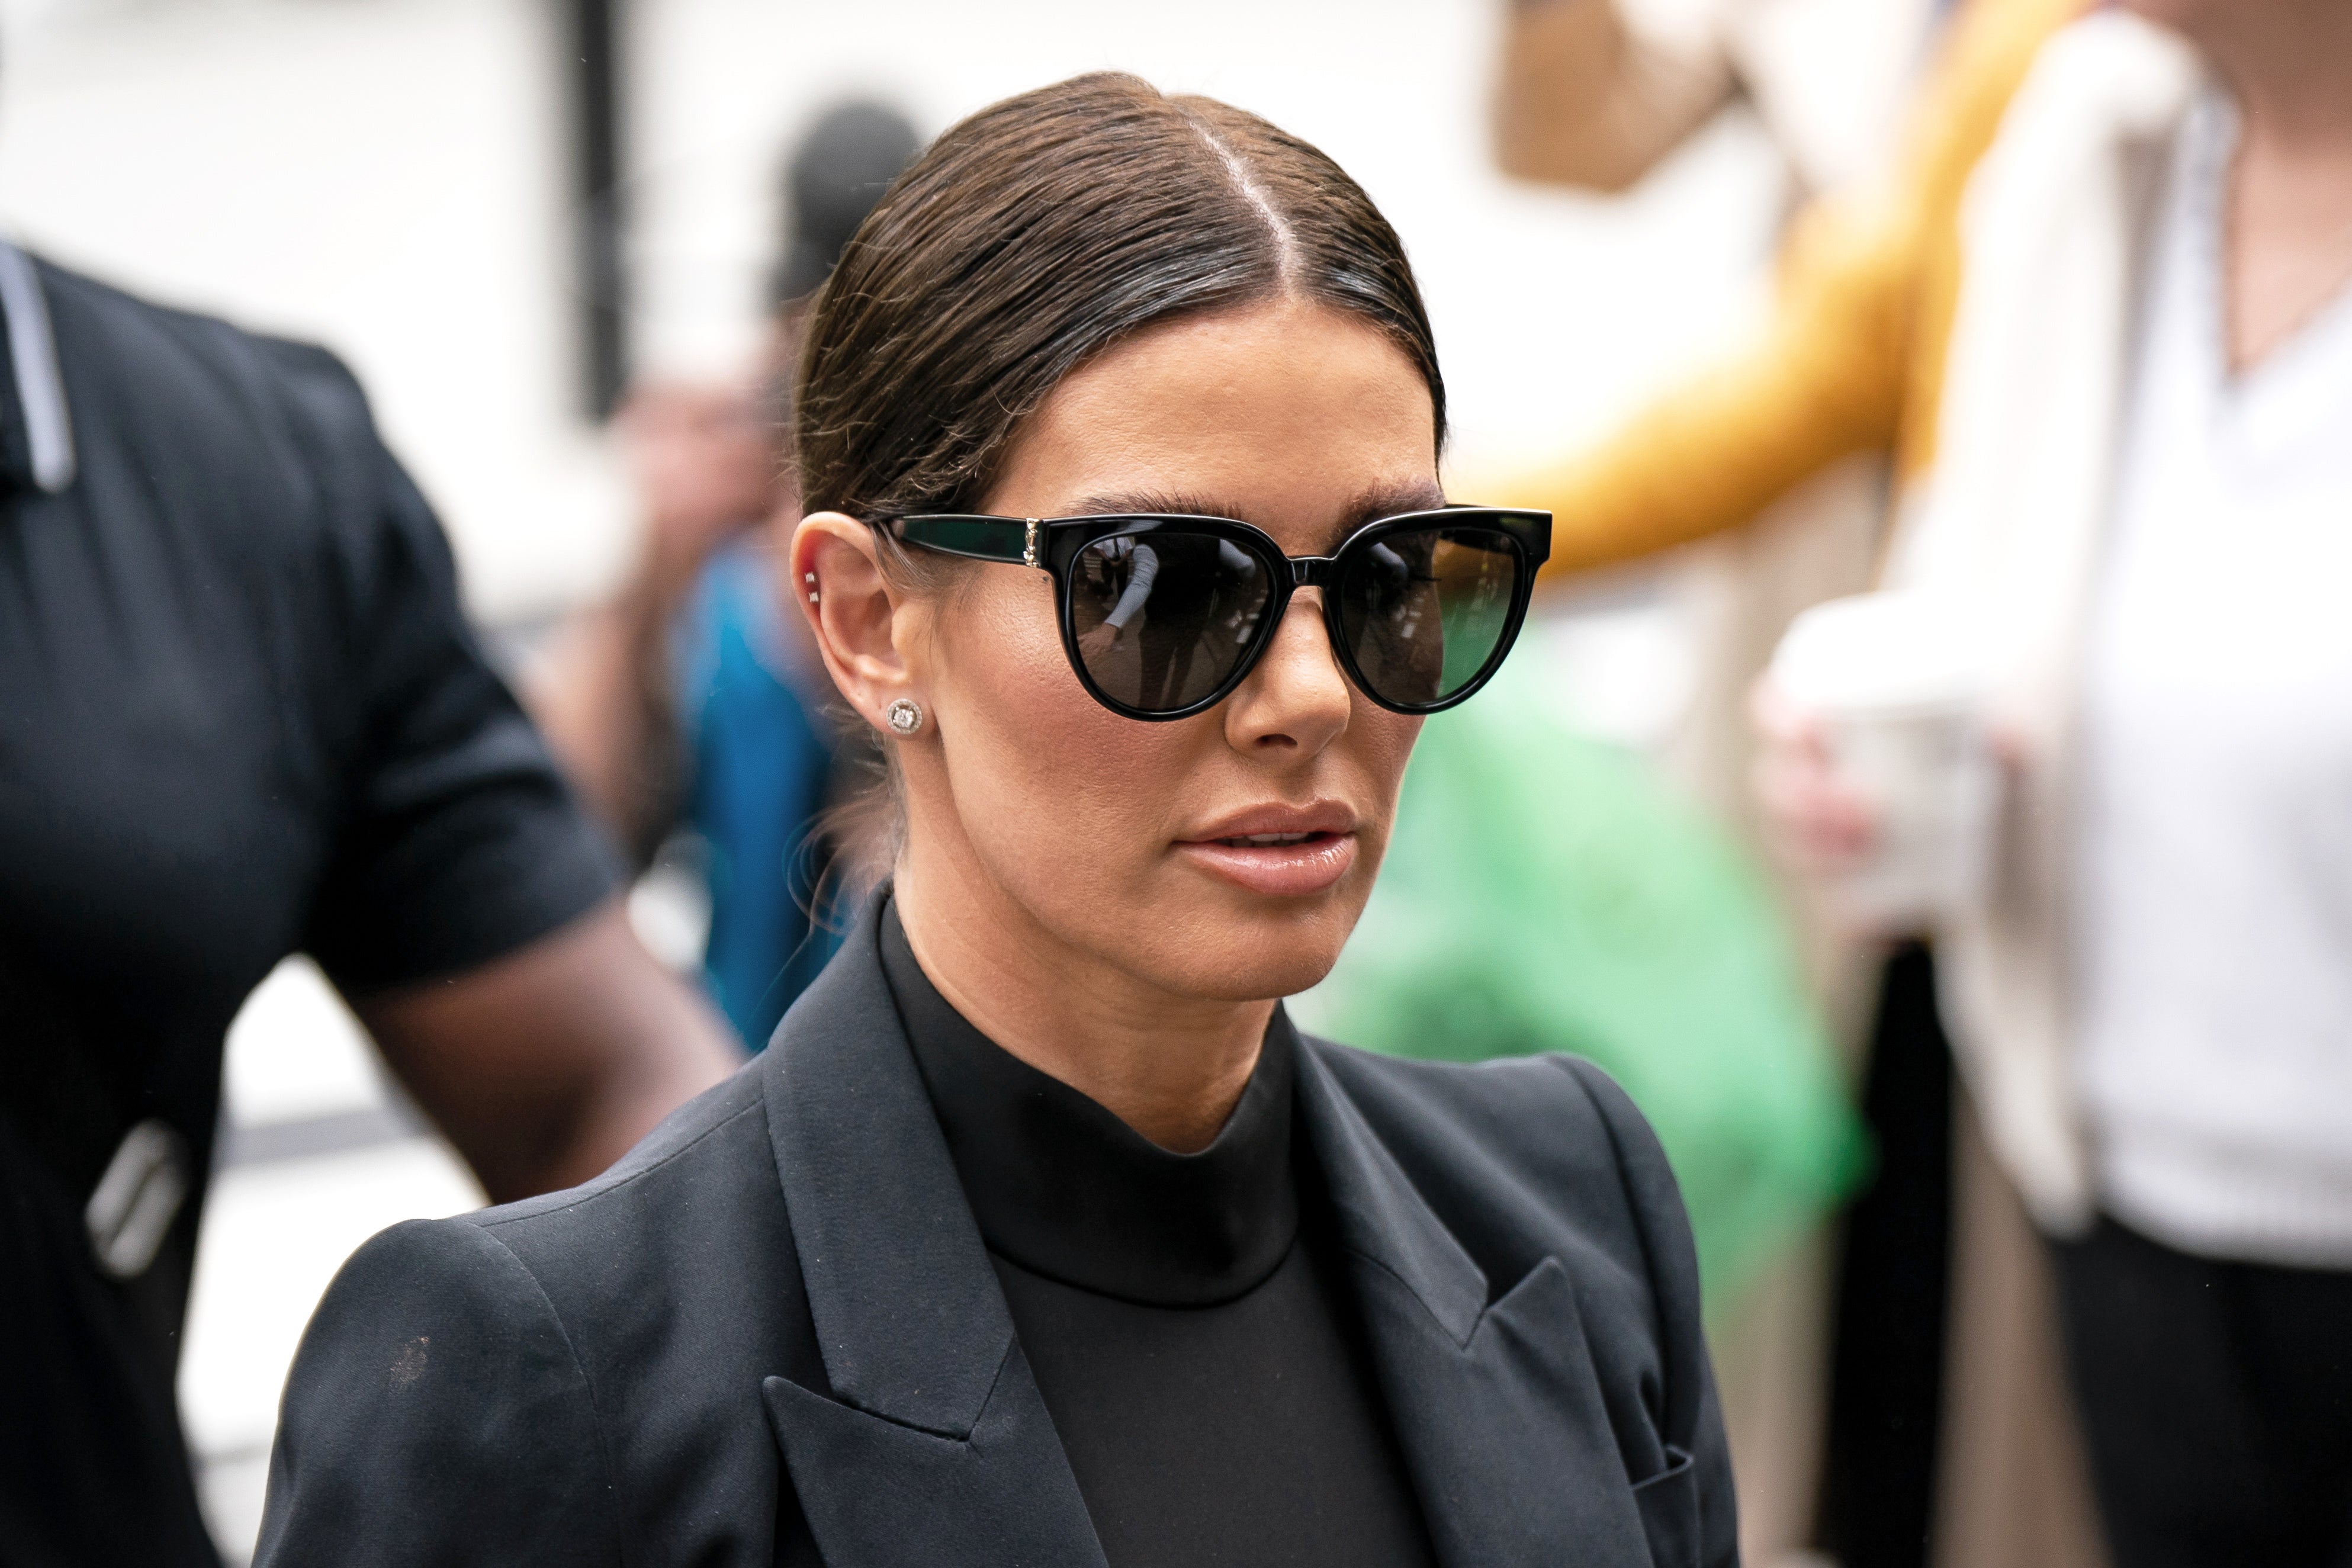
[795,70,1445,548]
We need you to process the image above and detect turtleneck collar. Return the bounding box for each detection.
[879,899,1299,1308]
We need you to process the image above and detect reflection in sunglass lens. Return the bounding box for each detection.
[1336,526,1519,708]
[1069,529,1275,713]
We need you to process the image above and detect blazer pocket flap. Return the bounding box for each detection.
[1630,1444,1698,1568]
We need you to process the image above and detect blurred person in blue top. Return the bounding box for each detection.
[531,101,924,1049]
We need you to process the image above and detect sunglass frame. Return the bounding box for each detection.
[883,505,1553,721]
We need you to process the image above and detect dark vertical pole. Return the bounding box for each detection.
[564,0,628,419]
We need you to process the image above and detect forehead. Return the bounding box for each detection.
[982,299,1442,552]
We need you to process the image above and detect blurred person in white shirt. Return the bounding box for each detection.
[1756,1,2352,1558]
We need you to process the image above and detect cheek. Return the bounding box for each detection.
[929,573,1205,888]
[1344,708,1424,864]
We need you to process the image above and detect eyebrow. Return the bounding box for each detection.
[1059,481,1449,551]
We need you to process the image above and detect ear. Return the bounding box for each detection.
[790,513,920,735]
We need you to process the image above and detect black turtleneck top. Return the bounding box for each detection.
[879,906,1438,1567]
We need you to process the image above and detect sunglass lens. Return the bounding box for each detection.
[1336,525,1521,709]
[1069,529,1275,714]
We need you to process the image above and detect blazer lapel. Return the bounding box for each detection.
[757,899,1105,1568]
[1295,1042,1654,1568]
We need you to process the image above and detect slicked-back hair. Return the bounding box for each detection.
[795,71,1444,552]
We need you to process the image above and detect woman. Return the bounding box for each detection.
[1758,1,2352,1561]
[256,74,1733,1568]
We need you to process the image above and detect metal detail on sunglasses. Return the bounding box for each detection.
[883,506,1553,721]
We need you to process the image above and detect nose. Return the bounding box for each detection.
[1223,589,1351,757]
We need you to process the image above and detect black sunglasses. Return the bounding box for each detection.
[883,506,1551,721]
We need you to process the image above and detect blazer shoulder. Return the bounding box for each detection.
[460,1057,777,1289]
[444,1056,820,1404]
[263,1060,812,1564]
[1301,1039,1699,1316]
[258,1217,620,1566]
[1303,1036,1634,1191]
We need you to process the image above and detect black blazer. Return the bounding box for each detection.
[256,903,1737,1567]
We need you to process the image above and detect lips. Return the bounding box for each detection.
[1174,804,1361,898]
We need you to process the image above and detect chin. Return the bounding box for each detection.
[1171,950,1345,1004]
[1145,887,1366,1003]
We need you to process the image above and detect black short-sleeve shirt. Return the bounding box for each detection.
[0,249,615,1564]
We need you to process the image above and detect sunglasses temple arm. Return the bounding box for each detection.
[887,516,1035,565]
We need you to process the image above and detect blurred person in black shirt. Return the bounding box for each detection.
[0,245,739,1566]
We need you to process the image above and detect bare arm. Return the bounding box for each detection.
[355,898,741,1202]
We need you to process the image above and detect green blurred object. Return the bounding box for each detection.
[1310,657,1866,1318]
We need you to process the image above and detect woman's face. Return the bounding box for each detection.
[898,298,1438,1004]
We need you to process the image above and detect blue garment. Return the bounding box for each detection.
[677,543,840,1049]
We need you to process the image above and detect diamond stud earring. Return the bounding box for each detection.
[885,698,925,736]
[804,571,819,605]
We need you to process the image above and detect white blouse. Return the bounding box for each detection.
[2074,92,2352,1267]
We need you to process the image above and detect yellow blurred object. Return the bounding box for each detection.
[1497,0,2091,580]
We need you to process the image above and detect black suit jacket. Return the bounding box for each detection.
[256,902,1738,1567]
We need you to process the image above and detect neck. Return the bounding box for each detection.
[892,818,1273,1155]
[2181,4,2352,369]
[2187,3,2352,147]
